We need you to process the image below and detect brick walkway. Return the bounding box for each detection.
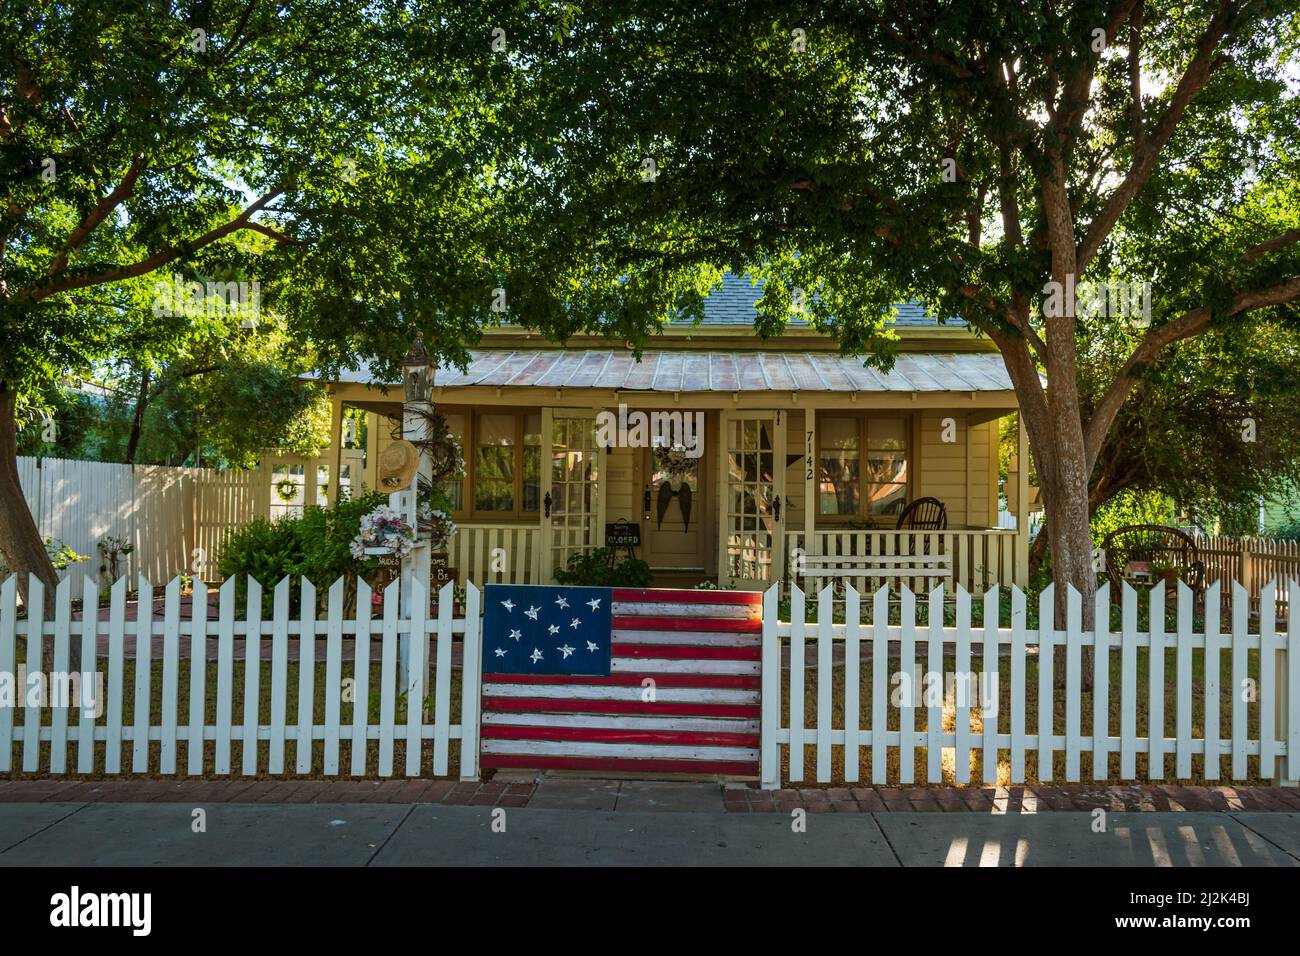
[1,777,1298,812]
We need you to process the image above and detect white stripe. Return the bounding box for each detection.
[481,738,758,762]
[613,601,759,620]
[611,657,759,675]
[482,682,757,704]
[482,712,759,734]
[612,629,758,646]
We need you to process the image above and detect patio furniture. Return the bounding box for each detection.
[896,496,948,531]
[1100,524,1205,598]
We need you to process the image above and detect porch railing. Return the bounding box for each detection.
[448,524,542,588]
[787,528,1026,596]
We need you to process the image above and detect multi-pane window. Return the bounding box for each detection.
[460,409,541,519]
[818,415,910,522]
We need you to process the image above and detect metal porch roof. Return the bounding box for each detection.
[405,350,1013,392]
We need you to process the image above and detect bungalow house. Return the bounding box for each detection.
[315,273,1036,593]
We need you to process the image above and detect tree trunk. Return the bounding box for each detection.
[124,364,151,464]
[0,382,59,612]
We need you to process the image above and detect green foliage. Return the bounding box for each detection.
[0,537,86,578]
[216,490,388,613]
[553,548,653,588]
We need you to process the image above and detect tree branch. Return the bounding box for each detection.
[1075,0,1233,272]
[31,188,285,300]
[1082,274,1300,471]
[47,154,147,276]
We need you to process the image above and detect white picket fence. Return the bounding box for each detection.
[0,574,483,780]
[760,581,1300,789]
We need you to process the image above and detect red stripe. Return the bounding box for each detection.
[485,672,760,689]
[613,643,761,661]
[612,588,762,605]
[481,725,760,748]
[483,696,759,719]
[481,754,758,776]
[612,615,760,633]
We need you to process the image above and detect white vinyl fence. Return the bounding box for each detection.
[761,581,1299,789]
[18,456,266,583]
[0,575,482,780]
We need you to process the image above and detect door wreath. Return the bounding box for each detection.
[653,444,698,532]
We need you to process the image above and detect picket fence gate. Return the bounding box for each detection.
[0,574,483,780]
[760,580,1300,789]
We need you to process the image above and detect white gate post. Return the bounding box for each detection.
[760,583,781,789]
[1280,581,1299,787]
[459,582,483,780]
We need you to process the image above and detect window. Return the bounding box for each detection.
[460,409,541,519]
[818,415,910,522]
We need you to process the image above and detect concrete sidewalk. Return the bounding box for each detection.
[1,790,1296,866]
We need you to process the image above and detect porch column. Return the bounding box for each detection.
[398,335,435,698]
[326,390,344,503]
[1015,412,1030,587]
[803,405,816,574]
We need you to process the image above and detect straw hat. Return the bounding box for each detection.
[379,440,420,490]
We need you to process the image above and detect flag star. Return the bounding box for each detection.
[586,641,599,652]
[525,605,540,620]
[509,628,521,642]
[547,624,560,635]
[494,647,507,657]
[558,644,575,658]
[530,648,543,663]
[586,597,601,611]
[500,599,515,612]
[554,595,569,609]
[570,617,580,629]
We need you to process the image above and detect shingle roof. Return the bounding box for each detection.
[382,349,1013,392]
[696,271,960,328]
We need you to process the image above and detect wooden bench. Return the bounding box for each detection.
[797,552,953,595]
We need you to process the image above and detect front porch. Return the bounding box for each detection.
[316,346,1038,595]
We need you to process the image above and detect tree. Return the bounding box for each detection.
[0,2,500,605]
[434,0,1300,623]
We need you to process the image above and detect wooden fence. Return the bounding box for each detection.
[0,575,483,780]
[17,456,268,584]
[1195,535,1300,619]
[760,580,1299,789]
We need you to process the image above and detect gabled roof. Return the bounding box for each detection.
[695,271,960,328]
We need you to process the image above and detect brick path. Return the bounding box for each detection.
[2,777,1298,812]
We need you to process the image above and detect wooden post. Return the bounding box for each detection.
[803,406,816,590]
[327,391,344,504]
[1015,413,1030,587]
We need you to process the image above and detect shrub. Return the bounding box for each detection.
[217,490,389,614]
[553,548,653,587]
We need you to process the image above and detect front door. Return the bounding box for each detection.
[639,428,708,574]
[717,409,786,588]
[539,409,604,581]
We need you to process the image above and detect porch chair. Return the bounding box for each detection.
[895,496,948,531]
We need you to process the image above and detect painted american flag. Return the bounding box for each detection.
[480,585,761,777]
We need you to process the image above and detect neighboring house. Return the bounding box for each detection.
[1262,483,1300,537]
[314,272,1035,591]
